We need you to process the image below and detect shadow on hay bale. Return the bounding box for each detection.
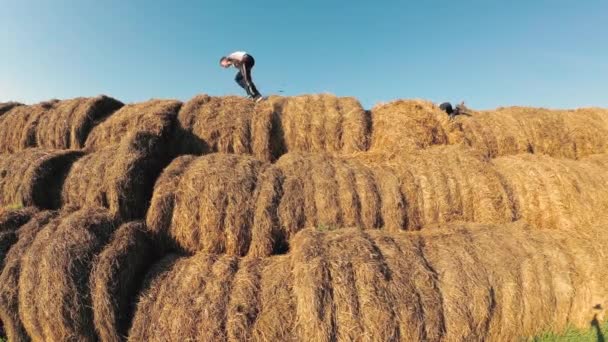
[0,149,85,210]
[0,96,123,153]
[174,94,369,162]
[128,222,608,342]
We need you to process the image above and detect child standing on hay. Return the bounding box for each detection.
[220,51,263,102]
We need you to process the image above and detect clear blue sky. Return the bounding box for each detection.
[1,0,607,109]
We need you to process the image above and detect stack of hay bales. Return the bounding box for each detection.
[62,100,182,220]
[146,148,516,257]
[175,94,369,162]
[128,222,608,342]
[0,96,123,153]
[0,149,84,209]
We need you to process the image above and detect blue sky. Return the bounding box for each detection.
[1,0,606,109]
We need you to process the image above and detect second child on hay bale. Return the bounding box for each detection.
[439,101,472,119]
[220,51,263,102]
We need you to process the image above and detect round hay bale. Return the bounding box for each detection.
[90,221,160,342]
[0,149,84,210]
[127,253,295,342]
[0,211,57,342]
[369,99,450,155]
[492,153,608,229]
[18,207,117,342]
[85,99,181,151]
[147,153,269,256]
[128,222,608,341]
[0,96,123,153]
[0,207,38,271]
[266,94,370,156]
[63,131,172,220]
[177,95,270,160]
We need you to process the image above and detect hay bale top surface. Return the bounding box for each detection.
[0,96,123,152]
[85,99,181,151]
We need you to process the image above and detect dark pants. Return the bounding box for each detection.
[235,54,261,97]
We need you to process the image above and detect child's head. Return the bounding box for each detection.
[219,57,231,68]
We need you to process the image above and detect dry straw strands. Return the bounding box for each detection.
[0,149,84,210]
[18,208,117,342]
[85,99,181,151]
[129,222,608,342]
[90,221,160,342]
[0,210,57,342]
[0,96,123,153]
[175,94,369,161]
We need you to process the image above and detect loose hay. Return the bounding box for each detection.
[18,208,117,342]
[0,96,123,153]
[175,94,369,161]
[85,99,181,151]
[0,149,84,209]
[63,132,172,220]
[128,223,608,341]
[90,221,160,342]
[0,211,57,342]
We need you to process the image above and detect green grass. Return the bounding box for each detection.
[530,320,607,342]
